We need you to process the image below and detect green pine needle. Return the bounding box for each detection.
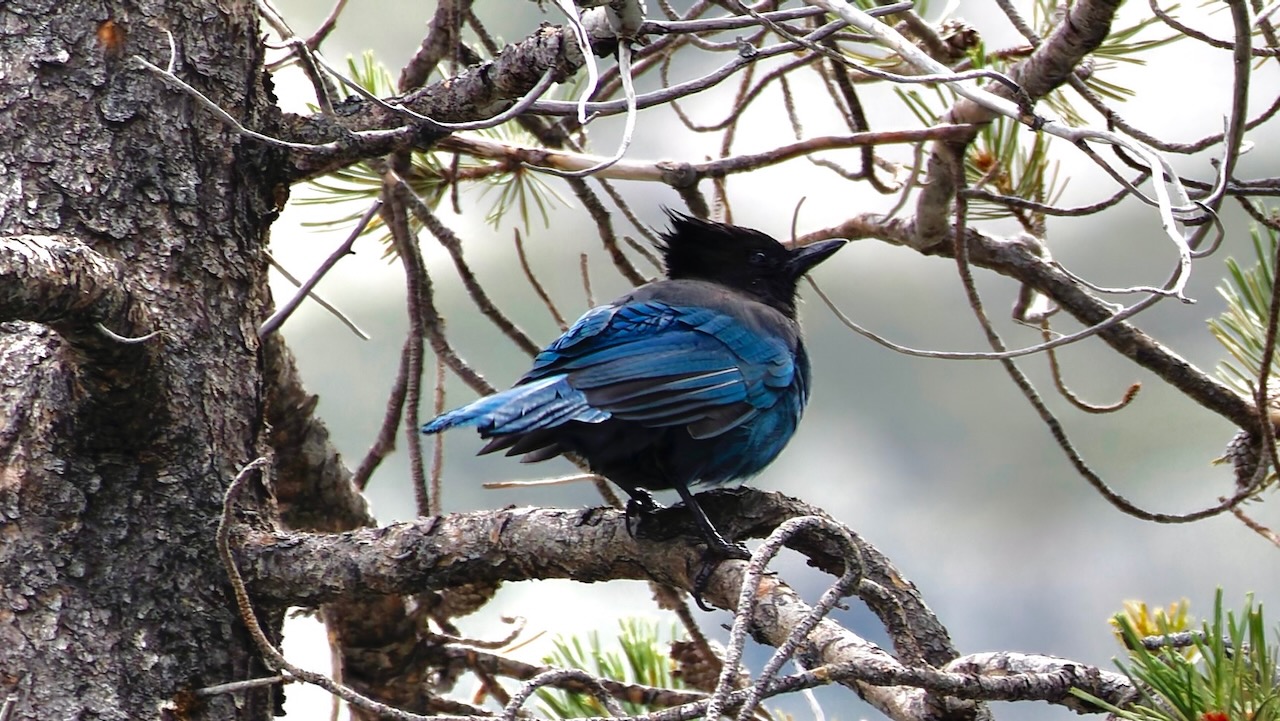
[965,114,1065,222]
[536,619,684,719]
[1072,590,1280,721]
[534,619,790,721]
[1207,222,1280,398]
[297,52,566,253]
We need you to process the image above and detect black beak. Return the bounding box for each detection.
[788,239,847,276]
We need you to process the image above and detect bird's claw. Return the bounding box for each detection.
[624,488,749,610]
[691,540,751,611]
[624,491,668,540]
[625,489,662,515]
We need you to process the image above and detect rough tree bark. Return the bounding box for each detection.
[0,0,284,717]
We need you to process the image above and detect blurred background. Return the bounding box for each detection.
[267,0,1280,718]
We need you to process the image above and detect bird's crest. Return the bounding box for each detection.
[657,209,845,318]
[658,210,791,284]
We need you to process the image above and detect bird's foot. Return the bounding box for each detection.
[624,488,750,610]
[624,490,668,540]
[691,537,751,612]
[625,488,662,515]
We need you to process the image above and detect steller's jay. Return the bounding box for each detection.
[423,210,845,590]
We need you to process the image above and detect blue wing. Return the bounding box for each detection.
[422,299,798,440]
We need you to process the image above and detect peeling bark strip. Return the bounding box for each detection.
[0,0,281,718]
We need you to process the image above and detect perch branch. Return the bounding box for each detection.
[236,492,1133,720]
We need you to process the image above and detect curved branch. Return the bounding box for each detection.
[437,126,972,185]
[263,332,375,532]
[0,234,154,351]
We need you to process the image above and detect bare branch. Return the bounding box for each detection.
[237,495,1135,719]
[1040,322,1142,414]
[277,25,589,181]
[265,252,369,339]
[219,459,439,721]
[259,200,381,338]
[514,228,570,330]
[383,188,432,517]
[438,126,973,183]
[797,216,1258,431]
[569,178,649,286]
[391,174,541,357]
[399,0,474,90]
[352,337,412,490]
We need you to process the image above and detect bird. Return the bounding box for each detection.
[423,210,845,581]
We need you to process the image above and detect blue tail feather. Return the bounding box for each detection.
[421,374,609,437]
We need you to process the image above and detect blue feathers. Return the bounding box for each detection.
[421,211,845,556]
[422,296,799,467]
[421,374,609,437]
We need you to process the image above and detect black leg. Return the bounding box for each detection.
[670,482,748,558]
[671,482,750,610]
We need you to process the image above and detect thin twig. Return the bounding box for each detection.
[313,49,559,132]
[667,53,811,134]
[389,173,541,357]
[133,56,409,152]
[1148,0,1280,55]
[528,26,849,117]
[730,518,865,721]
[704,515,866,721]
[94,323,161,344]
[260,201,381,338]
[353,337,412,490]
[594,178,666,269]
[217,459,437,721]
[961,181,1138,217]
[383,191,432,517]
[949,163,1257,524]
[1251,189,1280,502]
[822,41,892,192]
[482,474,601,489]
[194,676,288,698]
[639,0,910,35]
[809,276,1168,363]
[580,253,596,307]
[430,355,446,517]
[503,670,625,721]
[514,228,569,331]
[441,126,973,182]
[1231,506,1280,548]
[265,252,370,339]
[569,178,648,286]
[1040,321,1141,414]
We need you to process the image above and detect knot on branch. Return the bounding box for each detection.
[0,234,156,353]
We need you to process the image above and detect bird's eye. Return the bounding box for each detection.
[749,251,768,266]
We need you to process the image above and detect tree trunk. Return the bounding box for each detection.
[0,1,283,718]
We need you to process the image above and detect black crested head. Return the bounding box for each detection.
[658,209,846,318]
